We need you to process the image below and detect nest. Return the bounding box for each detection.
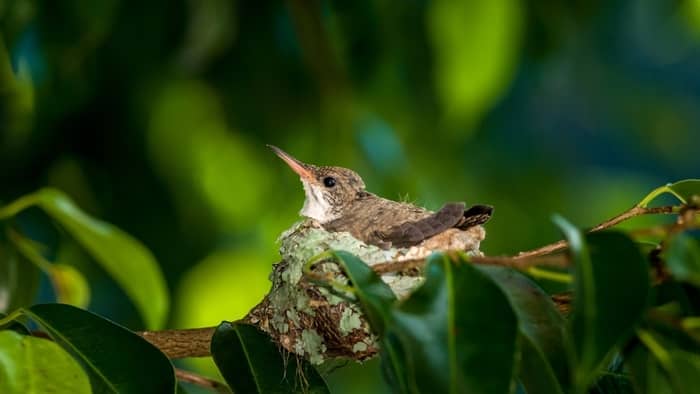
[244,219,486,364]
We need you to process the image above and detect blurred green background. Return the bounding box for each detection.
[1,0,699,391]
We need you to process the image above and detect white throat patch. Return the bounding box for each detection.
[300,180,335,223]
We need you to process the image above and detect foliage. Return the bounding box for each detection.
[0,176,699,392]
[1,0,700,391]
[211,321,328,394]
[0,188,168,329]
[0,304,175,393]
[0,330,91,394]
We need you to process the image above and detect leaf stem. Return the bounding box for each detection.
[638,185,686,207]
[0,309,23,327]
[0,192,40,220]
[525,267,572,283]
[681,317,700,330]
[637,329,671,366]
[7,229,53,272]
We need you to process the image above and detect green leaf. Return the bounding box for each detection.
[0,330,91,394]
[637,330,700,394]
[625,345,673,394]
[555,216,650,391]
[8,231,90,308]
[50,264,91,308]
[317,253,405,391]
[382,253,518,394]
[24,303,175,393]
[324,250,397,335]
[666,179,700,204]
[666,349,700,393]
[0,188,169,329]
[477,265,569,389]
[0,243,40,313]
[518,334,565,394]
[211,321,329,394]
[638,179,700,207]
[666,231,700,287]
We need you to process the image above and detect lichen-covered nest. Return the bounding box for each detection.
[244,219,486,364]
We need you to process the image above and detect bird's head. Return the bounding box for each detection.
[269,145,367,223]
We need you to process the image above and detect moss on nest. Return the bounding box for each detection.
[245,219,486,364]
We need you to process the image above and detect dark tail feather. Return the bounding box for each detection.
[380,202,465,248]
[457,204,493,229]
[378,203,492,249]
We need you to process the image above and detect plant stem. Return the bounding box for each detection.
[0,193,40,220]
[175,369,231,393]
[514,205,677,259]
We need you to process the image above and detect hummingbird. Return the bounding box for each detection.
[269,145,493,250]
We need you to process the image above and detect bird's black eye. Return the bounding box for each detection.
[323,177,336,187]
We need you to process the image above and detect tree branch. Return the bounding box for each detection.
[514,205,676,259]
[139,327,215,359]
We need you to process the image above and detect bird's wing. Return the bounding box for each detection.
[378,202,466,248]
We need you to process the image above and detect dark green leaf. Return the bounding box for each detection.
[211,321,329,394]
[176,382,192,394]
[666,232,700,287]
[637,330,700,394]
[379,332,411,393]
[25,303,175,394]
[555,216,650,390]
[0,330,91,394]
[626,345,674,394]
[382,253,518,394]
[518,334,565,394]
[666,349,700,393]
[0,243,40,313]
[328,250,396,335]
[477,265,569,388]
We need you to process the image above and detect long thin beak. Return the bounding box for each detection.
[267,145,315,181]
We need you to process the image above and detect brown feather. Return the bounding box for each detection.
[379,203,466,248]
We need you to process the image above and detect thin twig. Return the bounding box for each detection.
[470,254,569,269]
[589,205,676,232]
[514,205,677,259]
[175,369,231,393]
[372,254,569,274]
[372,257,430,274]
